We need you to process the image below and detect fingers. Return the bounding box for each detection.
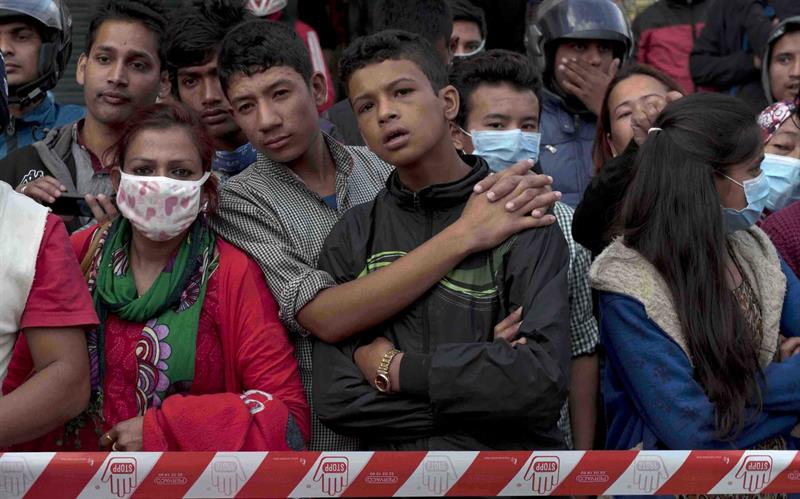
[559,59,588,87]
[474,159,536,197]
[493,307,522,335]
[665,90,683,104]
[508,187,561,216]
[494,320,522,342]
[85,194,119,224]
[511,337,528,347]
[492,173,554,207]
[99,429,118,449]
[18,177,65,204]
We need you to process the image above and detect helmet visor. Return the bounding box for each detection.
[0,0,62,31]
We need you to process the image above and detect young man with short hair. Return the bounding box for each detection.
[312,30,571,451]
[165,0,255,185]
[0,0,170,232]
[448,49,599,450]
[449,0,487,57]
[325,0,454,146]
[213,20,559,450]
[0,0,84,158]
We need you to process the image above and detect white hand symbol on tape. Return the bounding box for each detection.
[1,457,33,498]
[211,455,247,496]
[633,455,668,493]
[524,456,560,494]
[313,456,349,496]
[101,457,137,498]
[422,455,457,495]
[735,455,773,493]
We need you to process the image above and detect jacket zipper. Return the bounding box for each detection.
[415,192,433,354]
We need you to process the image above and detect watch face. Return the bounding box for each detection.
[375,373,390,393]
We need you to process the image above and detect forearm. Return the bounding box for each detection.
[569,354,598,450]
[298,222,474,342]
[0,357,89,446]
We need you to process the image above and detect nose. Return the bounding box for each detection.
[256,99,281,132]
[377,96,399,126]
[585,44,603,67]
[107,60,128,86]
[202,78,224,107]
[0,34,13,57]
[789,58,800,78]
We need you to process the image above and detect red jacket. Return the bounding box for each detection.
[3,228,310,451]
[633,0,712,93]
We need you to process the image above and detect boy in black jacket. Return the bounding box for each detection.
[313,30,571,452]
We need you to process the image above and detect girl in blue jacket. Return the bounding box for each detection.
[591,92,800,453]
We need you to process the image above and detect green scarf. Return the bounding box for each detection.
[93,217,218,411]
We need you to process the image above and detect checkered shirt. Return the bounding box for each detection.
[553,201,600,449]
[211,134,393,451]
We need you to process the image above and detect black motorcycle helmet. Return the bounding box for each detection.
[536,0,632,69]
[0,0,72,107]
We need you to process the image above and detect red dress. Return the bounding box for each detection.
[3,227,310,451]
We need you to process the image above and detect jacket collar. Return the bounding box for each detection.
[386,154,489,211]
[18,92,56,124]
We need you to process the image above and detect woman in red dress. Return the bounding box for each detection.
[3,103,310,452]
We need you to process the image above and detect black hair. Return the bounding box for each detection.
[449,0,486,39]
[165,0,254,94]
[340,29,448,96]
[85,0,168,69]
[218,18,313,94]
[593,63,685,172]
[374,0,453,47]
[619,92,764,440]
[448,49,542,127]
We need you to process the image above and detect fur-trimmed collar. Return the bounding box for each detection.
[590,228,786,367]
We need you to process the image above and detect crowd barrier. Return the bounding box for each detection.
[1,450,799,498]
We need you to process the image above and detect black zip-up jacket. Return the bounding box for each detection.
[312,156,571,451]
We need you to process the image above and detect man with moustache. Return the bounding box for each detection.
[0,0,170,232]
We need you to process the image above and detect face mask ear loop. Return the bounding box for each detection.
[458,126,472,137]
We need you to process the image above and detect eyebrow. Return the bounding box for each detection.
[94,45,155,61]
[351,76,418,103]
[613,93,664,112]
[230,78,295,104]
[482,113,538,121]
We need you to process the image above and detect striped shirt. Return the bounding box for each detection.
[211,134,393,451]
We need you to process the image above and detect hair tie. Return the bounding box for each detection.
[648,127,663,134]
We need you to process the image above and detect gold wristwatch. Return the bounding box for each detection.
[375,348,401,393]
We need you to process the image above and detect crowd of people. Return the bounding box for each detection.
[0,0,799,479]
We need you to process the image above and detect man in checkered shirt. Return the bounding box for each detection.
[210,21,562,451]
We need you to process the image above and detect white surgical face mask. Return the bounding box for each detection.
[467,128,542,172]
[720,171,770,233]
[761,153,800,212]
[117,171,211,242]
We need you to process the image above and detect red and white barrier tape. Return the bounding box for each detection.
[1,450,799,497]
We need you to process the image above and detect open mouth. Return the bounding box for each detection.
[383,129,410,151]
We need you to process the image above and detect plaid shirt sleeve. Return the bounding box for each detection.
[554,202,600,358]
[211,184,336,336]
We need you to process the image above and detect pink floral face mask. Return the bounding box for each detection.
[117,171,211,241]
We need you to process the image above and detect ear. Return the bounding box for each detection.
[76,53,87,86]
[110,166,121,192]
[439,84,460,122]
[449,121,464,151]
[158,71,171,100]
[310,72,328,108]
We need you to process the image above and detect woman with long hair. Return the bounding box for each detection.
[573,64,684,257]
[591,92,800,452]
[3,103,310,451]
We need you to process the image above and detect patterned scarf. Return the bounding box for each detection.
[67,216,218,447]
[758,98,799,144]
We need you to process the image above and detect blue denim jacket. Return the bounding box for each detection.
[0,92,84,159]
[538,89,597,208]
